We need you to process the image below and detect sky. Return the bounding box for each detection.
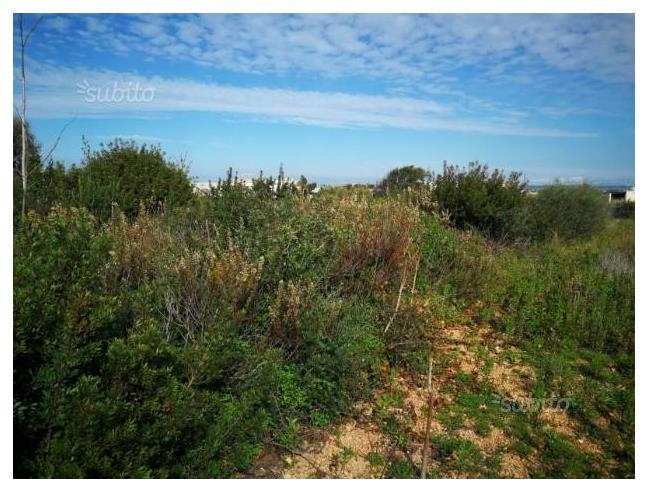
[13,13,635,185]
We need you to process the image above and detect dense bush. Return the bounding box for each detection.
[432,162,528,241]
[14,207,129,476]
[417,211,634,354]
[14,184,414,477]
[378,165,430,193]
[528,184,608,240]
[14,133,194,222]
[73,139,194,220]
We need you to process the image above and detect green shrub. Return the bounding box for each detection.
[529,184,608,240]
[378,165,430,194]
[14,160,634,478]
[498,245,634,353]
[39,326,272,478]
[13,207,129,476]
[432,162,528,241]
[386,457,416,478]
[14,193,399,477]
[74,139,193,220]
[418,213,634,354]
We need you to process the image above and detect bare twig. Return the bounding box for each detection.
[23,15,43,45]
[40,118,75,164]
[411,256,420,295]
[267,439,328,477]
[17,14,43,217]
[19,14,28,217]
[380,441,398,478]
[384,268,407,333]
[13,104,23,122]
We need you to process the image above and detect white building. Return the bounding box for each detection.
[625,187,635,202]
[607,187,635,203]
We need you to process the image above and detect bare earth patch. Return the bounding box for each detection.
[490,361,536,400]
[252,318,616,478]
[279,421,389,478]
[499,453,531,478]
[540,409,603,456]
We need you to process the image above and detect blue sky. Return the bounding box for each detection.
[14,13,635,184]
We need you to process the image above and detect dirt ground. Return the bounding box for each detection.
[250,320,615,478]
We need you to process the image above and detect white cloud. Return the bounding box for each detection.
[23,61,595,138]
[175,21,205,45]
[83,16,109,34]
[42,16,72,32]
[30,14,634,88]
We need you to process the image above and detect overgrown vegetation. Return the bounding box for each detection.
[14,141,634,478]
[427,163,611,243]
[528,184,609,241]
[431,162,528,241]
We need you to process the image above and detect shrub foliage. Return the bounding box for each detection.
[13,144,634,477]
[528,184,609,240]
[74,139,194,220]
[432,162,528,241]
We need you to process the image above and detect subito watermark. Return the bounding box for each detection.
[491,393,571,413]
[76,79,156,103]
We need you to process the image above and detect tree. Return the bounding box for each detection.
[379,165,430,193]
[75,139,194,219]
[16,14,43,218]
[296,175,317,196]
[15,14,71,218]
[432,162,528,241]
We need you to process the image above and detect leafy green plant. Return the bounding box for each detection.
[74,139,193,220]
[432,162,528,241]
[378,165,430,194]
[611,200,634,219]
[386,458,416,478]
[528,184,608,241]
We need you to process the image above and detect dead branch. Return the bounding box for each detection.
[267,439,328,478]
[384,267,407,333]
[411,256,420,295]
[40,118,75,164]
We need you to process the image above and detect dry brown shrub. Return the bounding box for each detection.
[330,198,421,291]
[105,211,173,288]
[162,243,264,344]
[268,279,316,354]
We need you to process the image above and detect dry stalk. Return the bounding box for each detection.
[384,267,407,334]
